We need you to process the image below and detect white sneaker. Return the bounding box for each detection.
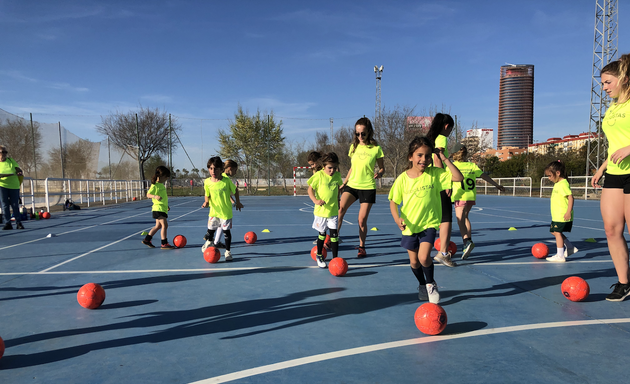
[564,246,578,257]
[316,255,327,268]
[201,240,213,253]
[462,240,475,260]
[435,252,457,267]
[426,282,440,304]
[225,250,233,261]
[418,285,428,301]
[312,239,318,244]
[546,254,566,263]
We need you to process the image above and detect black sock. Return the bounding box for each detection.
[411,267,426,285]
[422,263,435,284]
[317,232,326,255]
[224,230,232,251]
[145,235,153,242]
[329,229,339,258]
[161,238,168,245]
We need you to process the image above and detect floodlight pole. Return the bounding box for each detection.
[268,115,271,196]
[30,113,37,181]
[136,113,142,182]
[58,122,65,179]
[374,65,383,122]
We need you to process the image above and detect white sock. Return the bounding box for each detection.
[214,228,224,244]
[557,247,565,257]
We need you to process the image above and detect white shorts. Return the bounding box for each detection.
[208,217,232,231]
[312,215,338,233]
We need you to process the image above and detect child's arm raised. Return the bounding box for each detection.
[436,149,463,182]
[389,200,406,231]
[565,194,574,222]
[480,173,506,192]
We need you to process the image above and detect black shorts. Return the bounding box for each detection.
[152,211,168,219]
[343,185,376,204]
[440,190,453,223]
[400,228,437,251]
[550,221,572,233]
[603,172,630,194]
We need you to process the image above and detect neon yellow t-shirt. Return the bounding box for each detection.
[347,144,384,190]
[0,158,20,189]
[388,167,452,236]
[451,161,483,202]
[435,135,449,158]
[603,100,630,175]
[550,179,573,222]
[147,182,168,213]
[307,170,343,218]
[204,176,236,219]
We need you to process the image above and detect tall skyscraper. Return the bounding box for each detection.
[497,64,534,149]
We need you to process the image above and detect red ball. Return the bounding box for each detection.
[433,239,457,256]
[77,283,106,309]
[561,276,590,302]
[532,243,549,259]
[414,303,448,335]
[41,211,51,219]
[329,257,348,276]
[204,247,221,263]
[0,336,4,360]
[132,197,137,201]
[173,235,187,248]
[310,245,328,261]
[244,231,257,244]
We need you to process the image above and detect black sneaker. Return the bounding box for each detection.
[142,239,155,248]
[16,223,24,229]
[215,241,226,249]
[2,223,12,230]
[203,233,211,241]
[606,282,630,302]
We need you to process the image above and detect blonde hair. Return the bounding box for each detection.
[452,146,468,162]
[601,53,630,103]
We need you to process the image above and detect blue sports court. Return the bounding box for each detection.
[0,194,628,383]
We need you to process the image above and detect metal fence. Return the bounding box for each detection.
[540,176,601,200]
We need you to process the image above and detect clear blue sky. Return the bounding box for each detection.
[1,0,628,170]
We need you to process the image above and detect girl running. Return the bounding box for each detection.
[427,113,457,267]
[389,137,463,303]
[308,152,343,268]
[545,160,576,263]
[142,166,173,249]
[450,143,505,259]
[338,117,384,258]
[212,159,244,248]
[591,53,630,301]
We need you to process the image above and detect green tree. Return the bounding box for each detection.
[218,106,285,193]
[96,106,181,181]
[143,154,168,179]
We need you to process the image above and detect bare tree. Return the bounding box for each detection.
[45,139,99,179]
[0,118,42,176]
[96,106,181,181]
[374,105,416,178]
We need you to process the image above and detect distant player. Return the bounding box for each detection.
[213,159,244,248]
[389,137,463,303]
[201,157,240,261]
[545,160,577,263]
[450,143,505,259]
[143,166,173,249]
[307,152,343,268]
[307,151,323,174]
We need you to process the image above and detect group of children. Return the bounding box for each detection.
[140,117,579,305]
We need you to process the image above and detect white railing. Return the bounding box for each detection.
[41,178,149,212]
[540,176,600,200]
[477,177,532,197]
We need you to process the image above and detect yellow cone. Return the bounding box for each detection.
[262,229,271,233]
[141,231,149,236]
[508,227,517,231]
[370,227,379,231]
[585,238,597,243]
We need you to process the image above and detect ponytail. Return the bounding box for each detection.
[151,165,171,184]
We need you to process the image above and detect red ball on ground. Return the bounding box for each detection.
[561,276,590,302]
[434,239,457,256]
[132,197,137,201]
[244,231,257,244]
[532,243,549,259]
[0,336,4,359]
[77,283,106,309]
[310,245,328,261]
[173,235,187,248]
[329,257,348,276]
[204,247,221,263]
[41,212,51,219]
[414,303,448,335]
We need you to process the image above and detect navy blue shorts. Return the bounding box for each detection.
[400,228,437,251]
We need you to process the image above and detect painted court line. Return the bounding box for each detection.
[191,318,630,383]
[0,259,612,276]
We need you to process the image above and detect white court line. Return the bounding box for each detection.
[0,201,193,252]
[37,206,204,273]
[301,202,353,224]
[0,259,613,276]
[191,318,630,384]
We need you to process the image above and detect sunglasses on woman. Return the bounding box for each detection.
[355,132,366,137]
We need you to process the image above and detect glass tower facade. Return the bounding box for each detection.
[497,65,534,149]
